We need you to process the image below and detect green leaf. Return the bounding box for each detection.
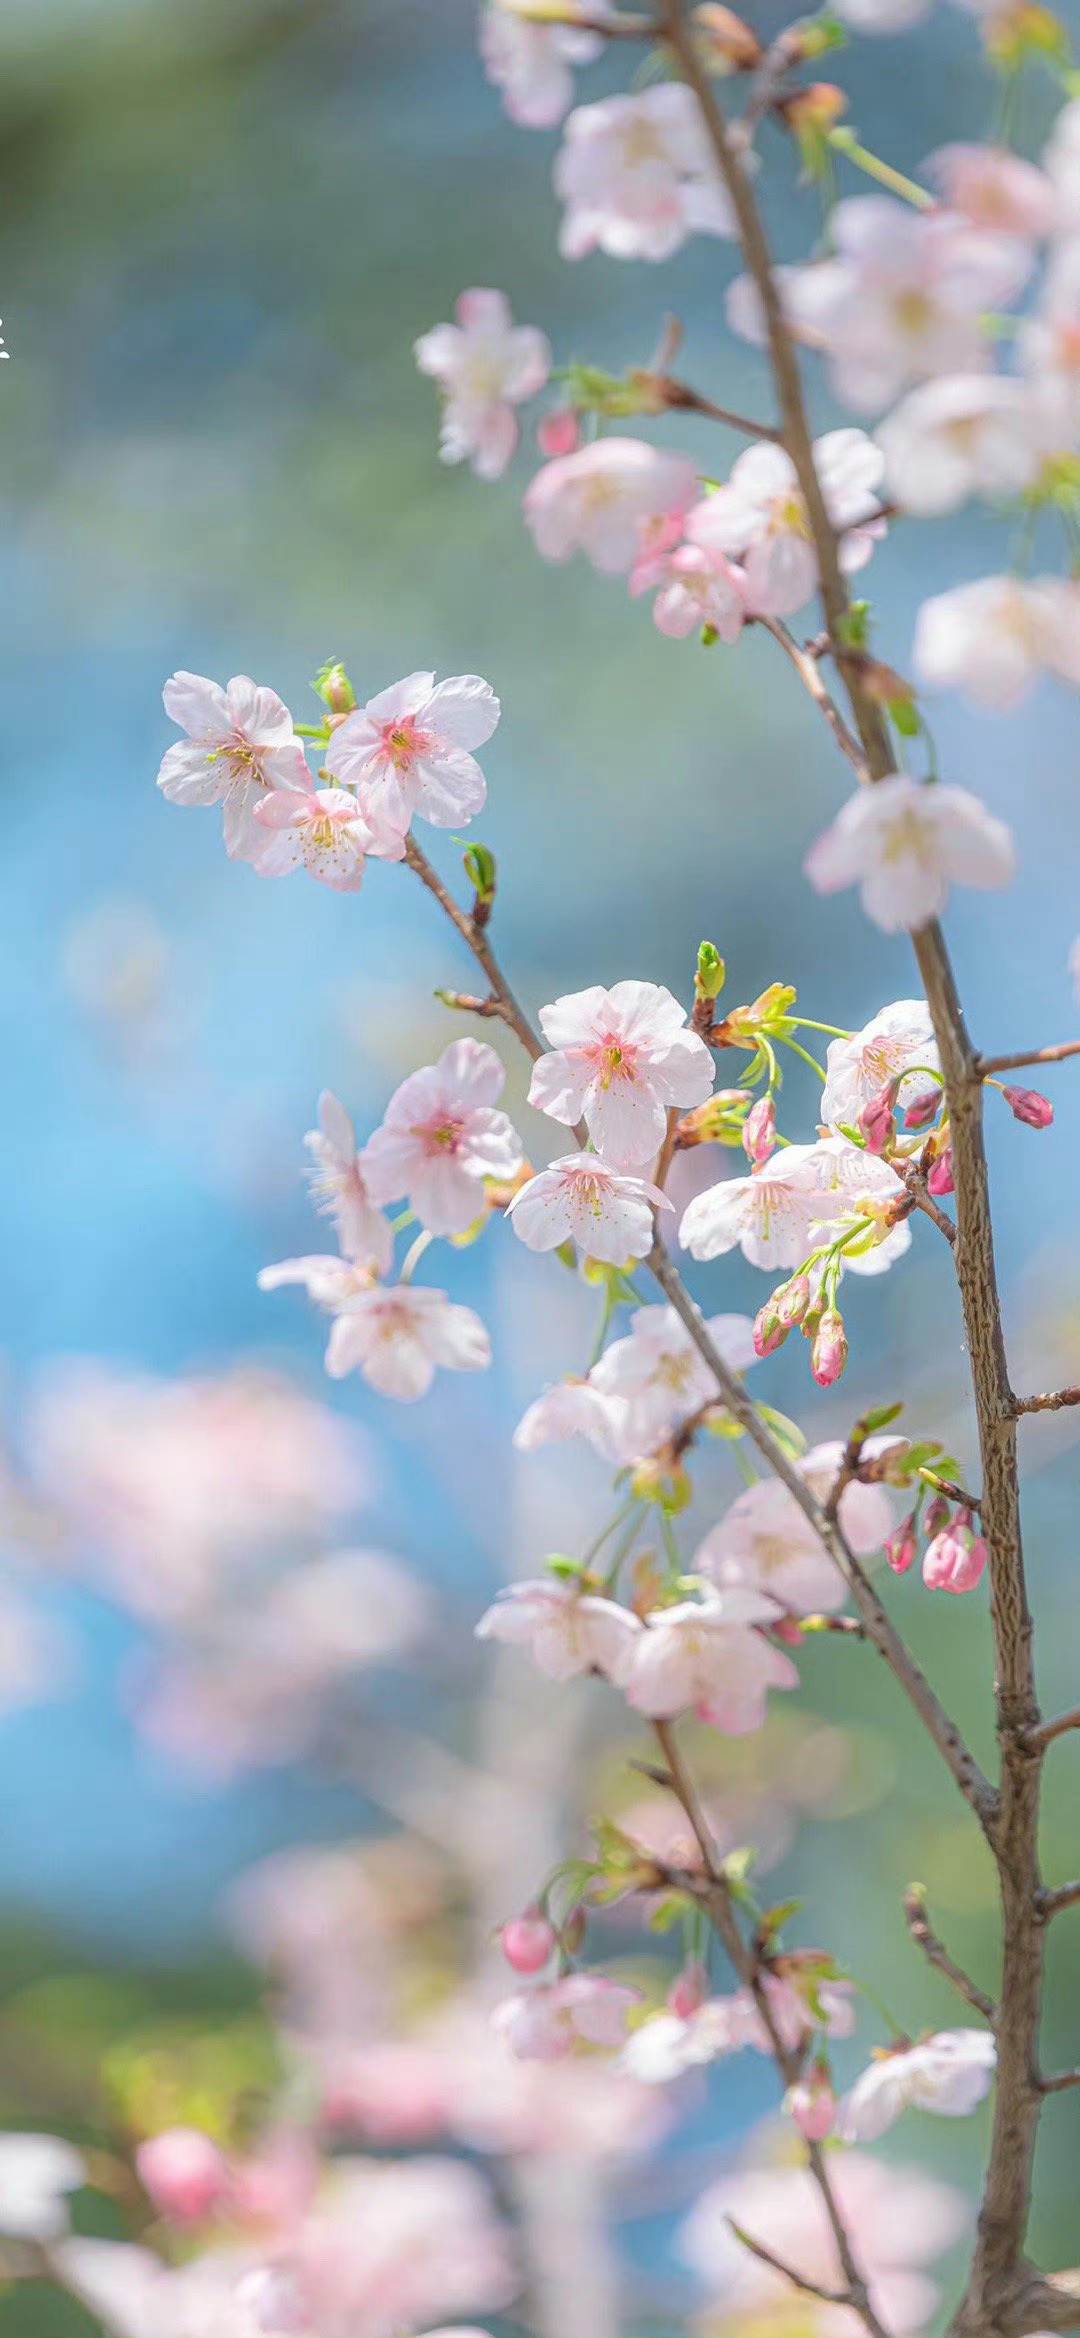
[861,1400,905,1433]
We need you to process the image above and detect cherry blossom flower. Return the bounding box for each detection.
[681,2150,967,2336]
[630,538,749,641]
[324,672,500,835]
[1019,237,1080,429]
[805,773,1016,931]
[479,0,607,129]
[157,671,310,863]
[507,1155,671,1263]
[589,1305,758,1449]
[414,289,551,479]
[513,1376,634,1464]
[1043,97,1080,218]
[0,2133,86,2238]
[57,2239,265,2338]
[679,1136,910,1273]
[612,1590,798,1733]
[925,144,1058,241]
[323,1285,492,1400]
[695,1479,851,1615]
[493,1975,642,2061]
[923,1513,988,1592]
[500,1910,557,1975]
[914,574,1080,709]
[876,375,1059,514]
[686,431,885,618]
[783,197,1031,412]
[822,1000,941,1132]
[623,1974,853,2082]
[475,1577,641,1681]
[252,784,396,891]
[259,2156,516,2338]
[838,2028,996,2141]
[304,1091,394,1274]
[360,1039,522,1236]
[529,980,714,1165]
[524,438,698,574]
[788,2067,837,2140]
[801,1437,900,1552]
[833,0,930,28]
[554,84,736,262]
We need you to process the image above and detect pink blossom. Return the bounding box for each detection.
[886,1514,919,1573]
[537,404,581,457]
[304,1091,393,1275]
[922,1513,988,1593]
[507,1155,671,1263]
[589,1305,757,1448]
[806,772,1016,931]
[360,1038,522,1236]
[0,2133,86,2239]
[479,0,607,129]
[494,1974,642,2060]
[475,1577,641,1682]
[258,1250,377,1316]
[1003,1084,1054,1127]
[787,2068,837,2140]
[838,2028,996,2141]
[695,1479,851,1615]
[157,671,310,863]
[1043,98,1080,219]
[58,2239,267,2338]
[324,671,500,834]
[687,430,885,617]
[928,1144,955,1195]
[668,1960,710,2019]
[742,1096,776,1165]
[529,979,714,1165]
[554,84,736,262]
[1020,238,1080,430]
[622,1975,853,2082]
[680,2151,967,2336]
[252,784,396,890]
[822,1000,940,1132]
[926,143,1058,241]
[914,574,1080,709]
[500,1910,557,1974]
[811,1307,848,1389]
[268,2156,516,2338]
[415,289,551,480]
[135,2128,230,2224]
[513,1375,634,1464]
[323,1285,492,1401]
[876,374,1058,515]
[612,1591,798,1733]
[679,1136,910,1273]
[783,197,1030,412]
[524,437,698,574]
[631,539,749,641]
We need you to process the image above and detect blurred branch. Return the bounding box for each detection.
[903,1885,996,2023]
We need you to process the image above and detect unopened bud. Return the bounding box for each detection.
[903,1086,940,1131]
[668,1959,710,2018]
[810,1309,848,1389]
[562,1906,587,1955]
[692,2,763,70]
[923,1494,951,1536]
[695,941,727,1002]
[922,1511,987,1595]
[885,1513,918,1575]
[753,1303,789,1359]
[136,2128,230,2224]
[1003,1085,1054,1129]
[314,659,356,715]
[927,1145,955,1196]
[858,1090,895,1156]
[785,2064,836,2142]
[743,1096,777,1165]
[501,1909,558,1974]
[786,80,847,135]
[537,405,581,458]
[774,1273,812,1329]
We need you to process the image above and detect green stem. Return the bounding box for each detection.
[826,127,933,210]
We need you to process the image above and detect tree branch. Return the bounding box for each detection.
[1015,1389,1080,1417]
[977,1042,1080,1078]
[1024,1709,1080,1754]
[1038,1881,1080,1918]
[726,2217,852,2305]
[903,1885,997,2023]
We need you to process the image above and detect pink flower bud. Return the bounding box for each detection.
[786,2068,836,2142]
[1003,1085,1054,1129]
[753,1304,789,1358]
[772,1614,804,1647]
[774,1273,812,1329]
[743,1096,777,1166]
[924,1494,951,1536]
[810,1308,847,1389]
[922,1511,987,1595]
[885,1512,918,1575]
[537,406,581,458]
[903,1087,941,1131]
[136,2128,230,2224]
[858,1091,895,1156]
[668,1960,709,2019]
[927,1146,954,1196]
[500,1909,557,1975]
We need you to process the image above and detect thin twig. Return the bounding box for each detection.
[657,376,781,439]
[1037,2068,1080,2094]
[977,1041,1080,1078]
[892,1157,957,1247]
[726,2217,851,2305]
[1015,1388,1080,1417]
[903,1886,997,2023]
[756,617,870,780]
[1039,1881,1080,1918]
[1024,1709,1080,1754]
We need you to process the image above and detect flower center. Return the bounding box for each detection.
[880,808,933,866]
[311,817,337,850]
[379,715,431,772]
[620,119,668,167]
[893,288,935,338]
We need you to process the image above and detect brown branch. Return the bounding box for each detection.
[903,1885,997,2023]
[892,1157,957,1247]
[656,375,781,439]
[977,1042,1080,1078]
[1024,1709,1080,1754]
[1015,1388,1080,1417]
[436,986,515,1025]
[726,2217,852,2305]
[755,617,870,780]
[653,1721,890,2338]
[1037,2068,1080,2094]
[1040,1880,1080,1917]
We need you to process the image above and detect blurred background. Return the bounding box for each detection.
[1,0,1079,2328]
